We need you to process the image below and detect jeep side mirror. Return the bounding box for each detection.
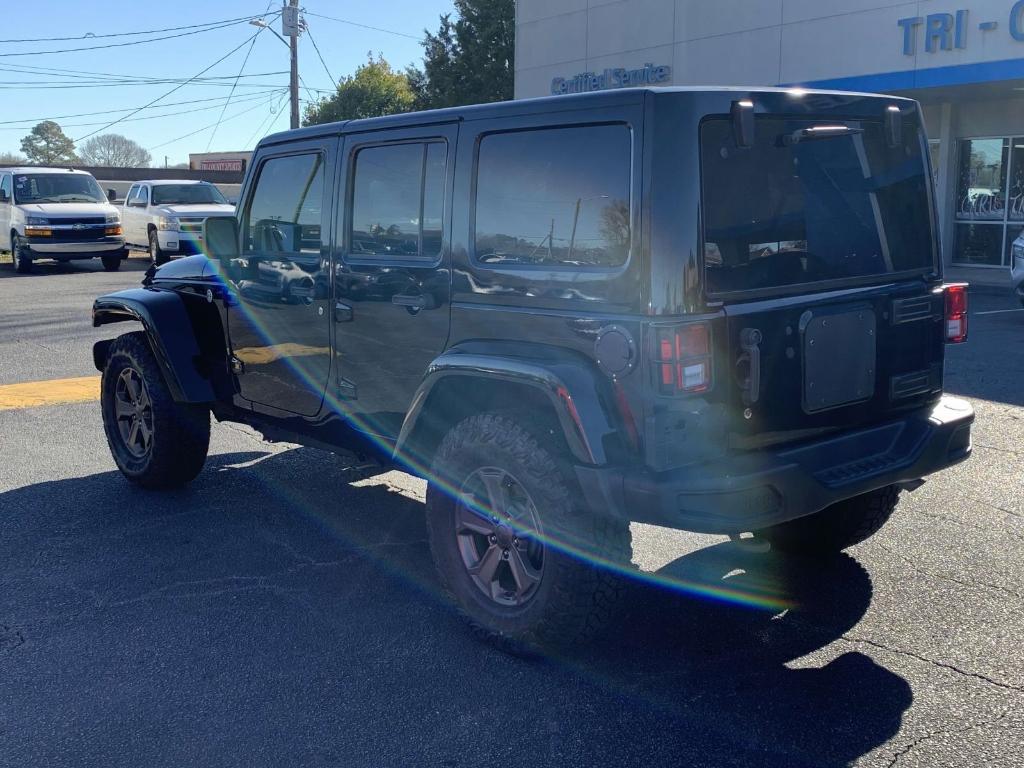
[204,216,240,265]
[0,190,8,203]
[107,188,117,202]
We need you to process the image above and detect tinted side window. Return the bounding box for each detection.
[349,141,447,259]
[244,153,325,256]
[137,186,149,205]
[1,175,12,200]
[474,125,632,268]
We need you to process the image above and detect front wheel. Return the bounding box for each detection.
[426,413,632,650]
[756,485,901,556]
[148,229,169,265]
[101,248,126,272]
[11,233,31,273]
[101,331,210,489]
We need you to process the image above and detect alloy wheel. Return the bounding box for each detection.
[114,367,154,458]
[455,467,545,607]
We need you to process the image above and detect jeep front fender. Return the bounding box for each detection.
[92,288,215,404]
[395,351,623,468]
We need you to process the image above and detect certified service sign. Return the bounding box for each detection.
[551,64,671,95]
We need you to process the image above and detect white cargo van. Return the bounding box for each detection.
[0,167,126,273]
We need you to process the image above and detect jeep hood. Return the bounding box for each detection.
[19,202,119,218]
[146,254,213,283]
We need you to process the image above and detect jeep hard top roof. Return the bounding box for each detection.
[257,86,917,149]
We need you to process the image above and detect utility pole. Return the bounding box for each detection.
[287,0,300,129]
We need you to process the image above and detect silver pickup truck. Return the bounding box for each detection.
[121,179,234,265]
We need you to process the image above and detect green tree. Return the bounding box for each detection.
[303,54,416,126]
[412,0,514,110]
[20,121,77,165]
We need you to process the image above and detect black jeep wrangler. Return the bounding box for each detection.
[92,87,974,647]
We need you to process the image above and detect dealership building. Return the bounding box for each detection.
[515,0,1024,277]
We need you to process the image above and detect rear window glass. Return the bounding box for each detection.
[474,124,631,268]
[700,115,935,294]
[349,141,446,259]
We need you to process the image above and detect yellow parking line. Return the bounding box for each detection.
[0,376,101,411]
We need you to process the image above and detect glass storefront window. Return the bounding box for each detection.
[1009,140,1024,222]
[929,140,941,190]
[954,222,1004,266]
[956,138,1008,221]
[953,137,1024,267]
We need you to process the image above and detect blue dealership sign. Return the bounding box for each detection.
[551,64,671,95]
[899,2,1024,54]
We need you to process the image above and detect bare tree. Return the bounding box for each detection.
[77,134,152,168]
[0,151,26,166]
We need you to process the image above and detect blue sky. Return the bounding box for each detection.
[0,0,453,165]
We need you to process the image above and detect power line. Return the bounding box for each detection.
[0,90,286,126]
[260,93,292,142]
[0,60,283,83]
[0,18,255,58]
[0,79,290,91]
[0,64,287,86]
[244,97,284,148]
[303,11,422,40]
[0,15,265,44]
[207,24,266,150]
[149,97,275,151]
[0,89,286,131]
[305,26,336,88]
[75,25,274,142]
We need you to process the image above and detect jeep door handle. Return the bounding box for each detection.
[739,327,763,406]
[392,294,427,309]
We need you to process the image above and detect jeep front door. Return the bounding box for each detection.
[332,125,456,440]
[227,139,335,416]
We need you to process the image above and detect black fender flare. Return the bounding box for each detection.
[92,288,215,404]
[395,350,623,468]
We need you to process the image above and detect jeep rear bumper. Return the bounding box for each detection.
[576,396,974,535]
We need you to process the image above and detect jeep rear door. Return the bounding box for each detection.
[331,122,457,440]
[699,104,945,447]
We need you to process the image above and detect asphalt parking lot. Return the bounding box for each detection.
[0,256,1022,768]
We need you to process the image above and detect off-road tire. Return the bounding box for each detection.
[757,485,901,556]
[101,331,210,489]
[148,229,168,265]
[101,249,125,272]
[11,233,30,273]
[426,413,632,651]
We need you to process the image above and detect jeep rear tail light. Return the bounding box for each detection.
[944,283,968,344]
[654,323,711,395]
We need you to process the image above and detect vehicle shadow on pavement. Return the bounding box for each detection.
[582,546,912,767]
[0,447,911,768]
[0,256,150,279]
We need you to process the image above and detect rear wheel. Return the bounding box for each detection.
[756,485,901,556]
[426,413,631,650]
[148,229,168,265]
[101,331,210,489]
[11,233,30,273]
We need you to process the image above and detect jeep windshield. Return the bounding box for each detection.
[14,173,105,204]
[700,115,936,296]
[152,184,227,205]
